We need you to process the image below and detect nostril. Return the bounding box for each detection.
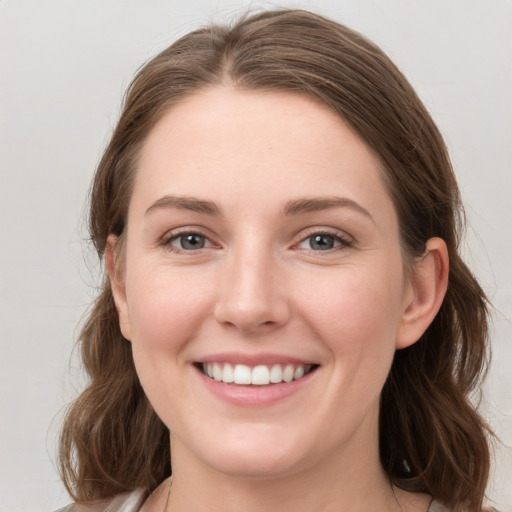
[213,269,291,331]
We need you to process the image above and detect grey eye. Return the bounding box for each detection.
[174,234,206,250]
[308,234,336,250]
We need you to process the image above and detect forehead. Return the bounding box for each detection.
[131,86,394,221]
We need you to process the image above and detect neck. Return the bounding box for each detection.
[165,417,402,512]
[170,462,397,512]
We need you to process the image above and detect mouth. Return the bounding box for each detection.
[196,362,319,386]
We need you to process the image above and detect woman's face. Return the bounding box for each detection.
[112,87,419,479]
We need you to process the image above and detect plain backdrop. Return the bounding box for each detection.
[0,1,511,510]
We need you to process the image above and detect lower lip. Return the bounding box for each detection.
[194,366,317,406]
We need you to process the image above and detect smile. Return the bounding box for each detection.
[200,362,317,386]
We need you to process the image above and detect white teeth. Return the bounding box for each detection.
[293,365,305,380]
[222,363,234,383]
[282,364,295,383]
[269,364,283,383]
[201,362,313,385]
[251,365,270,386]
[233,364,252,384]
[213,362,222,381]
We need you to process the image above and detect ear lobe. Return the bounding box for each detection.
[396,237,449,350]
[106,234,132,341]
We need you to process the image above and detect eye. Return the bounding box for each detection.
[168,232,212,251]
[296,231,352,251]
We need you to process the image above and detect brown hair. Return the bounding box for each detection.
[59,9,492,510]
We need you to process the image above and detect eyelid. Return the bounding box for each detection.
[156,225,354,254]
[159,226,220,253]
[292,226,355,251]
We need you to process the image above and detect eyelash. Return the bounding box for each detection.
[159,227,353,254]
[293,228,353,253]
[159,228,216,254]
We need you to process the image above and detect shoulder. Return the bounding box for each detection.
[54,488,147,512]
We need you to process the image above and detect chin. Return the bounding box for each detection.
[207,451,303,481]
[187,426,311,480]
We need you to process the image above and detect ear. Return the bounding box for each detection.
[105,234,132,341]
[396,237,449,349]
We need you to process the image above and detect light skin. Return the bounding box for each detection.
[107,87,448,512]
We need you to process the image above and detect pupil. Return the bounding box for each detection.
[181,234,205,250]
[311,234,334,250]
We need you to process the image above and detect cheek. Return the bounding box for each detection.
[296,263,404,358]
[125,266,214,359]
[124,266,218,416]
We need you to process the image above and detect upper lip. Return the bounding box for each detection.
[193,352,319,366]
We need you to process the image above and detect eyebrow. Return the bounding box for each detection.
[145,194,373,222]
[145,195,222,216]
[281,196,374,222]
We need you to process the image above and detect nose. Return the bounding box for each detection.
[213,246,291,334]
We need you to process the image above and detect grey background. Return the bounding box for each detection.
[0,1,511,510]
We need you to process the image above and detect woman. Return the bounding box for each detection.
[58,9,495,512]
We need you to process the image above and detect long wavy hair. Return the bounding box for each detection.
[59,9,492,510]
